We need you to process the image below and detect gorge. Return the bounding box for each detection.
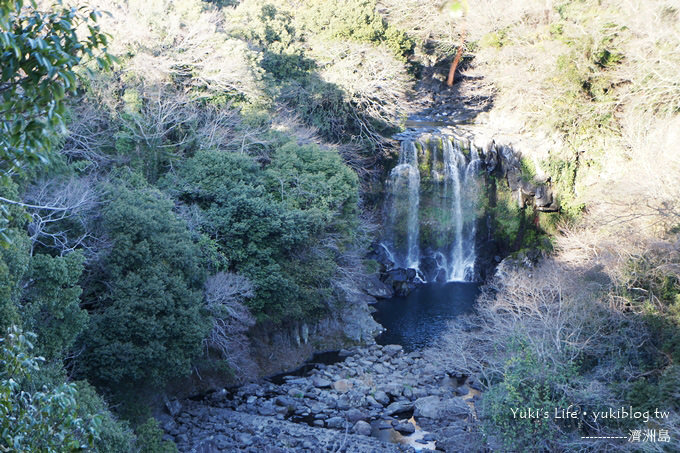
[5,1,675,452]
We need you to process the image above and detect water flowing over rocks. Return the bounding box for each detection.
[372,131,557,294]
[382,136,481,284]
[164,344,481,452]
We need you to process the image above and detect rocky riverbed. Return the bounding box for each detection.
[161,344,483,452]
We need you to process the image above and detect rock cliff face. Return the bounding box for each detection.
[166,279,384,400]
[487,141,559,213]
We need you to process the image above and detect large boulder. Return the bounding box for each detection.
[534,185,559,212]
[362,274,394,299]
[373,390,390,406]
[394,422,416,435]
[384,400,414,416]
[312,376,332,388]
[414,396,470,420]
[352,420,372,436]
[384,268,419,296]
[365,242,395,272]
[418,256,443,282]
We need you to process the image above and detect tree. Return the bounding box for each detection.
[0,326,100,452]
[204,272,256,380]
[443,0,468,87]
[0,183,30,331]
[0,0,112,242]
[80,178,209,391]
[164,141,359,323]
[21,251,87,362]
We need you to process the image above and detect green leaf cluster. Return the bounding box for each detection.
[80,179,210,390]
[481,339,579,450]
[0,0,112,176]
[300,0,414,60]
[21,252,87,361]
[0,326,100,452]
[165,139,358,323]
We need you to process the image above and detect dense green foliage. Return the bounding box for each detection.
[136,418,179,453]
[481,340,578,450]
[0,0,408,448]
[165,138,358,322]
[22,252,87,361]
[72,381,137,453]
[0,327,99,452]
[81,179,209,390]
[301,0,414,60]
[0,223,29,331]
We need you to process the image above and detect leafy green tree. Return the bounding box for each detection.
[22,251,87,361]
[0,0,111,176]
[301,0,414,59]
[73,381,137,453]
[0,326,100,452]
[80,178,209,391]
[0,0,112,242]
[165,140,358,322]
[136,417,178,453]
[0,183,30,330]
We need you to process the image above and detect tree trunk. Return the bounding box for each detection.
[446,30,467,86]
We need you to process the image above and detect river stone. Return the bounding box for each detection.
[258,402,277,416]
[373,390,390,406]
[414,396,442,419]
[353,420,372,436]
[366,395,382,408]
[373,363,388,374]
[309,402,326,414]
[287,377,308,386]
[377,419,393,429]
[333,379,352,393]
[312,376,331,388]
[467,377,483,391]
[384,400,414,416]
[384,383,402,397]
[237,433,253,446]
[394,422,416,435]
[193,439,219,453]
[383,344,403,357]
[414,396,470,420]
[403,387,413,400]
[326,416,345,429]
[346,408,366,423]
[455,385,469,396]
[165,398,182,416]
[337,395,350,410]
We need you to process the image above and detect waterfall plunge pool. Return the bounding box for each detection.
[373,281,480,351]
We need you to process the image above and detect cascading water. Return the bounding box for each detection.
[383,134,482,282]
[384,140,421,269]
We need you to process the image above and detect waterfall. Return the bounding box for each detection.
[385,140,421,269]
[383,135,481,282]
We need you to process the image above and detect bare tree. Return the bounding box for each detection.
[22,177,103,258]
[61,101,120,171]
[204,272,258,381]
